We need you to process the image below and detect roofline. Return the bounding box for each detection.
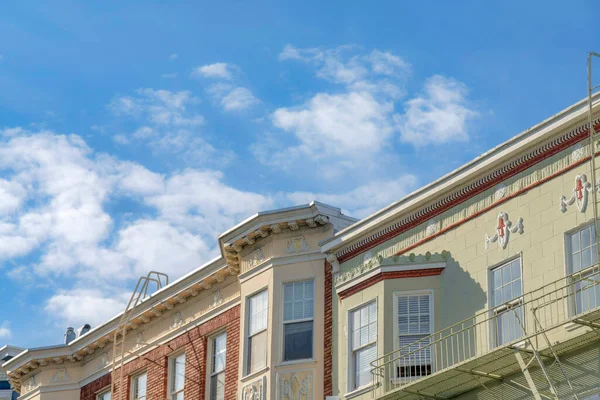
[3,255,226,370]
[321,94,600,254]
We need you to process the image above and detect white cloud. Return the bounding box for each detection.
[272,91,394,157]
[0,321,11,339]
[207,84,259,112]
[45,290,129,328]
[169,53,178,61]
[193,62,233,80]
[284,175,418,218]
[398,75,478,146]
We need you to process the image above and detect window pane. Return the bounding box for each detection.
[494,269,502,288]
[571,231,581,253]
[511,260,521,279]
[582,226,592,249]
[248,330,267,373]
[213,333,227,373]
[355,344,377,388]
[173,353,185,391]
[249,290,268,335]
[502,264,511,284]
[284,321,313,361]
[283,280,314,322]
[134,373,147,399]
[210,372,225,400]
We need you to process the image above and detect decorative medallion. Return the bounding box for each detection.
[572,143,585,162]
[363,250,373,264]
[484,213,524,249]
[170,312,183,329]
[135,332,144,348]
[286,236,310,253]
[242,376,265,400]
[50,368,70,384]
[494,184,507,201]
[98,352,109,369]
[425,220,439,236]
[560,174,592,213]
[211,290,222,308]
[249,248,265,267]
[277,370,313,400]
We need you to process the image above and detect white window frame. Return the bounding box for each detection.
[347,298,378,392]
[130,371,147,400]
[245,288,269,376]
[392,289,434,381]
[565,222,600,317]
[207,331,227,400]
[488,255,524,348]
[97,389,111,400]
[281,278,315,363]
[168,352,186,400]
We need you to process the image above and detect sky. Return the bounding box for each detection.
[1,1,600,347]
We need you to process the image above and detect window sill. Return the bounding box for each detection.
[276,359,316,367]
[240,367,269,383]
[345,384,378,399]
[565,321,586,332]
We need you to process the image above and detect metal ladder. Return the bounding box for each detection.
[110,271,169,400]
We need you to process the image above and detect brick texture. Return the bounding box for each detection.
[323,260,333,397]
[81,305,240,400]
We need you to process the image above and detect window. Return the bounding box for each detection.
[97,390,111,400]
[209,332,227,400]
[131,372,147,400]
[350,301,377,389]
[246,290,268,374]
[567,224,600,315]
[169,353,185,400]
[283,279,314,361]
[491,258,524,347]
[396,292,432,380]
[583,393,600,400]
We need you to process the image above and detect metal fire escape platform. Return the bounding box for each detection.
[371,266,600,400]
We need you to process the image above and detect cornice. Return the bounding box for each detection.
[327,112,600,264]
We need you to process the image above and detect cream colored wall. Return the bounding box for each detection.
[238,225,333,399]
[334,142,600,398]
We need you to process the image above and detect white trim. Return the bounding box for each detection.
[239,366,269,383]
[347,298,378,392]
[336,263,445,294]
[344,383,377,399]
[281,278,315,363]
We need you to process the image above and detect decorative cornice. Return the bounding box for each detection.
[335,119,600,263]
[338,268,445,299]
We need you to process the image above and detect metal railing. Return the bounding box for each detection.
[371,265,600,398]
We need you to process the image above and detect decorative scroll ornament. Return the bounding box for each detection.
[494,184,507,201]
[572,144,585,162]
[286,236,310,253]
[249,248,265,267]
[242,376,265,400]
[560,174,592,213]
[98,352,109,369]
[211,290,222,308]
[485,213,524,249]
[170,312,183,329]
[278,371,313,400]
[50,368,70,383]
[425,220,439,236]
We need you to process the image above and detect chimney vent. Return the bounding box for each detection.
[64,327,76,345]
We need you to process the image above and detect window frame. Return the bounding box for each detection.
[281,278,315,363]
[392,289,434,381]
[487,255,524,348]
[96,389,111,400]
[244,288,269,376]
[564,222,600,317]
[130,371,147,400]
[347,298,378,392]
[206,330,227,400]
[167,351,186,400]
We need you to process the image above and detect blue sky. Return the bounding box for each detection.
[1,1,599,347]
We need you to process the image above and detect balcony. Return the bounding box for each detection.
[371,265,600,400]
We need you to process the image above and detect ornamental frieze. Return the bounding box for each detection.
[241,376,265,400]
[559,174,599,213]
[277,370,313,400]
[484,213,524,249]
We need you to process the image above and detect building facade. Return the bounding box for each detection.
[4,97,600,400]
[1,346,23,400]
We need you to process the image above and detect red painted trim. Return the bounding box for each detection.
[337,268,444,299]
[338,127,598,263]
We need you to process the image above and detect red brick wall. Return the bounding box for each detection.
[81,305,240,400]
[324,260,333,397]
[81,373,111,400]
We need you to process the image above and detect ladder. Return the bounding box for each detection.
[110,271,169,400]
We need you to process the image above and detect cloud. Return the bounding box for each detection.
[0,321,11,339]
[284,175,418,218]
[0,128,274,327]
[207,84,259,112]
[397,75,478,146]
[192,62,234,80]
[169,53,178,61]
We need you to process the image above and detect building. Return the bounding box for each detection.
[4,95,600,400]
[2,202,356,400]
[1,346,23,400]
[321,95,600,400]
